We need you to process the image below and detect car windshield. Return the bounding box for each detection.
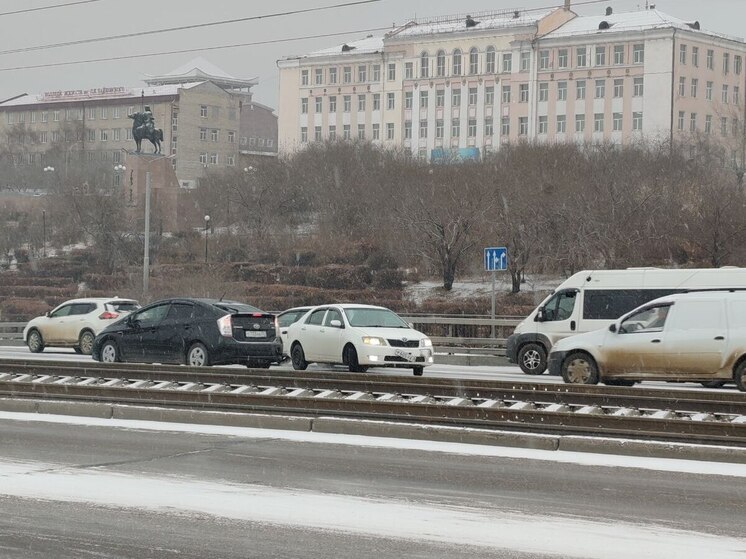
[343,308,408,328]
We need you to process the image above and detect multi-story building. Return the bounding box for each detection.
[278,3,746,162]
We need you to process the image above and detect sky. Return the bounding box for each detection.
[0,0,744,109]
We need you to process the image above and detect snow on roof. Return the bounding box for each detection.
[144,57,257,87]
[390,8,556,38]
[161,57,235,80]
[302,35,384,59]
[544,9,744,42]
[0,82,205,108]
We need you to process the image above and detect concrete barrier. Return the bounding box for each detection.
[0,398,38,413]
[37,400,113,419]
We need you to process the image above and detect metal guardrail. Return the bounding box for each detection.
[0,322,24,341]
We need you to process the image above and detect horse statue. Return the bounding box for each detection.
[128,107,164,154]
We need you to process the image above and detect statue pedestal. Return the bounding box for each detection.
[123,153,182,232]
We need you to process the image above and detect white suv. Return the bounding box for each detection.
[24,297,139,355]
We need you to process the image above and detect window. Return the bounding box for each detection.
[734,118,740,136]
[539,50,550,70]
[358,94,366,111]
[373,93,381,111]
[557,81,567,101]
[577,47,587,67]
[388,63,396,81]
[502,85,511,103]
[690,78,698,98]
[86,107,96,120]
[485,86,494,105]
[692,46,699,67]
[315,126,322,141]
[199,152,208,164]
[502,53,512,72]
[343,66,352,83]
[558,49,568,68]
[679,44,687,64]
[484,117,493,136]
[613,79,623,98]
[679,77,686,97]
[52,130,60,142]
[329,125,336,140]
[721,117,728,136]
[41,111,48,123]
[690,112,697,132]
[30,111,36,123]
[538,82,548,102]
[707,49,714,69]
[453,49,462,75]
[405,62,413,79]
[706,81,713,100]
[372,123,380,140]
[387,93,395,110]
[501,116,510,136]
[436,119,444,138]
[576,80,586,100]
[469,48,478,74]
[451,118,460,137]
[736,55,743,75]
[404,121,412,139]
[519,116,528,135]
[358,65,367,82]
[386,123,394,140]
[301,98,308,113]
[538,115,548,134]
[468,87,478,105]
[344,95,351,112]
[113,107,120,119]
[315,68,323,85]
[595,79,605,98]
[200,128,207,141]
[420,91,428,108]
[358,124,366,140]
[113,128,121,141]
[436,50,446,76]
[315,97,322,113]
[735,86,741,105]
[632,112,643,131]
[452,88,461,106]
[542,291,577,322]
[420,120,428,138]
[467,118,476,137]
[678,111,685,131]
[39,131,47,143]
[633,44,644,64]
[614,45,625,65]
[634,77,644,97]
[372,64,381,81]
[583,290,675,321]
[330,67,337,84]
[200,105,208,117]
[557,115,566,133]
[211,129,219,142]
[519,84,529,102]
[613,112,622,131]
[343,124,351,140]
[520,51,530,71]
[705,114,713,134]
[595,46,606,66]
[405,91,413,109]
[724,53,730,74]
[329,96,337,112]
[53,110,60,122]
[722,85,729,103]
[594,113,604,133]
[301,70,309,85]
[486,47,496,73]
[87,129,96,142]
[420,52,429,78]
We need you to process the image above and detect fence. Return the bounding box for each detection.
[0,322,25,344]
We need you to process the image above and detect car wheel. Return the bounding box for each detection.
[603,379,636,387]
[701,381,726,389]
[518,343,547,375]
[344,345,366,373]
[187,343,210,367]
[100,340,119,363]
[413,366,424,376]
[27,329,44,353]
[291,343,308,371]
[78,330,95,356]
[733,361,746,392]
[561,352,599,385]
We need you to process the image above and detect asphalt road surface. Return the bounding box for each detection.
[0,414,745,558]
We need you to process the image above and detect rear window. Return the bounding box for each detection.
[106,301,139,312]
[278,309,310,327]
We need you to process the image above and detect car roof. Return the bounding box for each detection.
[57,297,138,304]
[279,306,314,313]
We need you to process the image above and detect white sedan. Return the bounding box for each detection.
[23,297,139,355]
[286,304,433,376]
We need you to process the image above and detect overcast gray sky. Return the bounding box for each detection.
[0,0,743,108]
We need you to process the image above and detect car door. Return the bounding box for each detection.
[602,304,672,377]
[537,290,580,346]
[40,303,74,343]
[66,303,97,342]
[319,308,345,362]
[158,302,195,363]
[121,303,171,362]
[297,309,328,362]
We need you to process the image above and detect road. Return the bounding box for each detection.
[1,413,745,558]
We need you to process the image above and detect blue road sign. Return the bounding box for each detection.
[484,247,508,271]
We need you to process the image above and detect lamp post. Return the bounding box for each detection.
[42,166,54,258]
[204,215,210,263]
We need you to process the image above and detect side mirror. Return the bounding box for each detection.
[330,319,342,328]
[536,308,545,322]
[45,311,51,318]
[608,323,617,333]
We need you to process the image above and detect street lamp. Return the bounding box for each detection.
[114,164,126,172]
[113,164,126,188]
[204,215,211,263]
[42,166,55,258]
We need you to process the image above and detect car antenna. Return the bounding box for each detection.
[219,291,226,302]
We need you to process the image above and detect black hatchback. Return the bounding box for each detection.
[91,298,282,367]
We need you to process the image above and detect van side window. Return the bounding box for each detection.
[583,289,682,320]
[544,291,576,322]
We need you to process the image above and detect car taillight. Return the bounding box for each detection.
[274,316,279,334]
[217,314,233,337]
[99,311,119,320]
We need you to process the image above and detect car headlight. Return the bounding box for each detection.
[362,336,386,346]
[420,338,432,348]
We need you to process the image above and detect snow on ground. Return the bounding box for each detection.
[404,274,561,305]
[0,456,743,558]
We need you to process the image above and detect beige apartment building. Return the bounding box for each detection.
[278,4,746,163]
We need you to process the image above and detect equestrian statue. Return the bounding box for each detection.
[128,106,164,154]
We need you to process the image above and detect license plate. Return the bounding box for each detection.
[394,349,416,362]
[245,331,266,338]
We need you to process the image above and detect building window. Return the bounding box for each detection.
[227,130,235,143]
[735,86,741,105]
[211,129,219,142]
[358,124,365,140]
[577,47,587,67]
[387,93,395,110]
[705,114,712,134]
[634,77,644,97]
[53,110,60,122]
[594,113,604,133]
[420,120,428,138]
[721,117,728,136]
[678,111,685,131]
[329,67,337,84]
[113,107,120,119]
[692,46,699,67]
[595,46,606,66]
[486,47,496,73]
[678,77,686,97]
[344,95,352,112]
[595,79,605,98]
[520,51,530,71]
[86,107,96,120]
[87,129,96,142]
[372,64,381,81]
[722,85,729,103]
[575,114,585,132]
[519,84,529,102]
[690,113,697,132]
[301,98,308,113]
[502,53,512,72]
[436,119,444,138]
[501,116,510,136]
[452,49,462,76]
[210,153,218,165]
[41,111,48,123]
[576,80,586,100]
[301,70,309,85]
[679,44,687,64]
[613,112,622,131]
[485,117,493,136]
[502,85,511,103]
[690,78,698,98]
[359,65,368,82]
[329,96,337,112]
[469,47,479,74]
[452,89,461,106]
[315,97,322,113]
[405,62,413,79]
[556,115,566,133]
[538,82,548,102]
[328,125,336,140]
[733,118,739,136]
[373,93,381,111]
[300,127,308,143]
[724,53,730,74]
[419,52,429,78]
[420,91,428,108]
[468,87,478,105]
[705,81,713,100]
[200,128,207,141]
[200,105,208,118]
[451,118,460,137]
[343,66,352,83]
[736,55,743,75]
[557,81,567,101]
[436,50,446,76]
[613,79,623,98]
[315,68,323,85]
[518,116,528,135]
[633,44,644,64]
[343,125,351,140]
[405,91,413,109]
[485,86,494,105]
[468,118,477,137]
[388,63,396,81]
[538,116,548,134]
[358,94,366,111]
[227,155,235,166]
[386,123,394,140]
[200,153,208,164]
[558,49,568,68]
[372,123,380,140]
[404,121,412,139]
[113,128,121,141]
[124,129,131,140]
[539,50,550,70]
[52,130,60,142]
[39,131,48,143]
[614,45,624,65]
[707,49,714,70]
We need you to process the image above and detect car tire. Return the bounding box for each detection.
[27,329,44,353]
[603,379,636,387]
[413,366,424,376]
[561,352,600,385]
[100,340,119,363]
[701,381,726,389]
[734,361,746,392]
[78,330,95,356]
[518,343,547,375]
[186,342,210,367]
[344,345,367,373]
[291,343,308,371]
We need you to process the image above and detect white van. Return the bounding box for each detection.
[506,268,746,375]
[547,290,746,391]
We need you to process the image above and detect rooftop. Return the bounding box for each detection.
[389,8,557,38]
[301,34,384,59]
[144,57,257,88]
